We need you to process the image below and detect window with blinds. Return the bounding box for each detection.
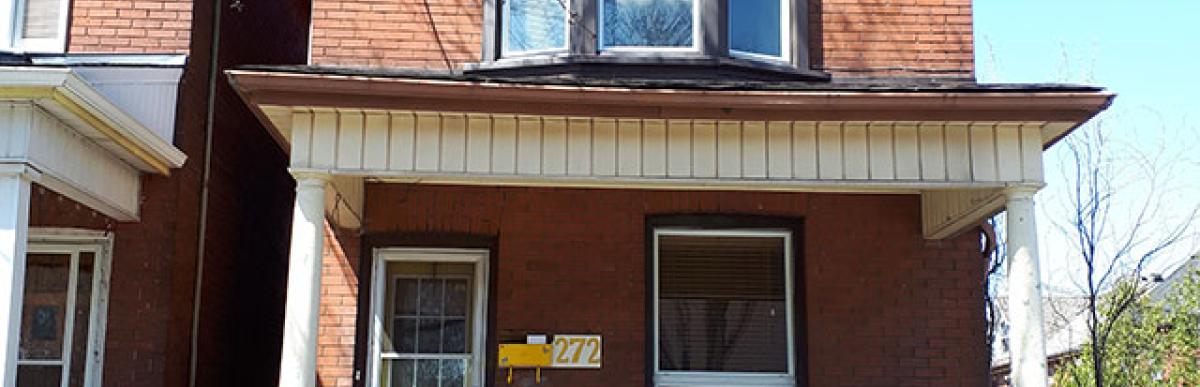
[654,229,796,385]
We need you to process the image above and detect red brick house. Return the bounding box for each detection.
[228,1,1110,387]
[0,0,308,386]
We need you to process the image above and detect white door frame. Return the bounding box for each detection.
[368,248,490,387]
[20,228,113,387]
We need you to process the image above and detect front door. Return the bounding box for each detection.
[16,241,108,387]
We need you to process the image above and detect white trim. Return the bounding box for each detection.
[728,0,791,62]
[597,0,702,53]
[369,248,490,387]
[30,54,189,67]
[652,228,796,387]
[500,0,571,58]
[18,231,112,387]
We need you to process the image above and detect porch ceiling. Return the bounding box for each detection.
[228,69,1112,239]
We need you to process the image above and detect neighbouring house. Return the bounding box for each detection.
[990,255,1200,386]
[0,0,309,386]
[228,1,1112,386]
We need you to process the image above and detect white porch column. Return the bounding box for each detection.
[279,172,330,387]
[0,165,35,387]
[1005,185,1048,387]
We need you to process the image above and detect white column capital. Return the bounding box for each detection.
[0,163,41,182]
[288,169,333,185]
[1003,184,1042,200]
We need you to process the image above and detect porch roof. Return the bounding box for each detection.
[227,66,1112,239]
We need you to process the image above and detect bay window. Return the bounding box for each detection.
[484,0,810,73]
[600,0,698,50]
[502,0,569,55]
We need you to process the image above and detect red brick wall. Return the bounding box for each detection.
[308,0,973,78]
[317,222,361,387]
[67,0,193,53]
[52,0,312,386]
[313,185,987,386]
[27,184,115,230]
[812,0,974,78]
[310,0,481,69]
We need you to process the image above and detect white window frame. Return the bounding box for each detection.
[1,0,71,53]
[652,228,796,387]
[17,229,113,387]
[500,0,571,58]
[368,248,489,387]
[728,0,791,63]
[597,0,702,54]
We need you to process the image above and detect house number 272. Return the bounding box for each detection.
[550,335,602,368]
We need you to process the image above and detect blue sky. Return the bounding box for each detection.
[975,1,1200,292]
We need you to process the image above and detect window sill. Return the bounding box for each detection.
[464,54,830,82]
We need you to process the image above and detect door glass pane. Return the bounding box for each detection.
[20,254,70,361]
[418,280,444,316]
[602,0,694,47]
[730,0,784,57]
[67,253,95,387]
[394,279,420,316]
[415,359,440,386]
[505,0,568,54]
[16,365,62,387]
[442,318,467,353]
[392,318,418,353]
[657,234,789,373]
[444,279,469,317]
[440,359,467,387]
[416,318,442,354]
[384,359,415,387]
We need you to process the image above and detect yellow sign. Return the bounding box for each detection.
[550,335,602,368]
[498,344,552,368]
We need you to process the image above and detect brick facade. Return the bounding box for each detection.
[33,0,310,386]
[318,223,362,387]
[67,0,193,53]
[308,0,973,78]
[812,0,974,78]
[314,185,987,386]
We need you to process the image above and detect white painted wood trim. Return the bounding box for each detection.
[369,248,490,387]
[0,165,34,387]
[275,109,1052,189]
[1004,186,1048,387]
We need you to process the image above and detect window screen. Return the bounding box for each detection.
[657,232,790,373]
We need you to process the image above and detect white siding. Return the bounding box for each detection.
[281,109,1053,188]
[0,104,141,220]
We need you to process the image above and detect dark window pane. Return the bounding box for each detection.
[602,0,693,47]
[415,359,440,387]
[442,319,467,354]
[393,318,418,353]
[657,234,789,373]
[419,280,444,316]
[394,279,420,316]
[440,359,467,387]
[20,254,70,361]
[16,365,62,387]
[417,319,443,354]
[387,359,415,387]
[444,279,469,317]
[68,253,95,387]
[505,0,567,53]
[730,0,783,57]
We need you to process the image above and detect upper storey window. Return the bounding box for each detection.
[729,0,789,61]
[485,0,811,75]
[1,0,70,53]
[502,0,569,55]
[600,0,697,50]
